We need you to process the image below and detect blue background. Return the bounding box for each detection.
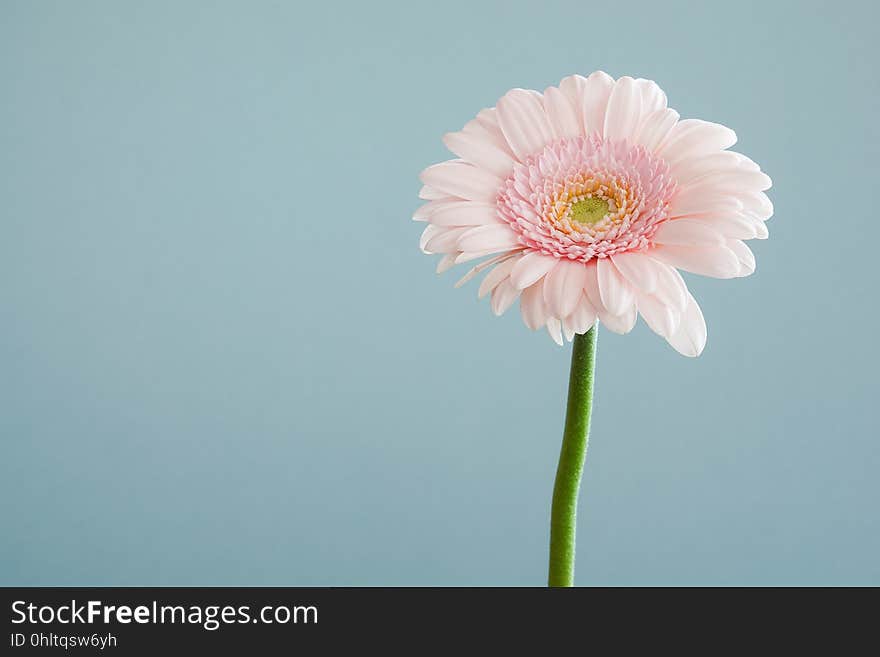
[2,0,878,585]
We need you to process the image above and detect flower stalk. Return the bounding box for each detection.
[548,326,597,587]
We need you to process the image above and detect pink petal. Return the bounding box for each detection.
[658,119,737,165]
[412,198,462,222]
[666,292,707,357]
[635,108,679,151]
[637,293,679,338]
[455,249,510,264]
[598,304,638,334]
[597,257,635,316]
[580,71,615,136]
[545,317,564,345]
[443,129,515,179]
[652,219,726,247]
[491,279,520,316]
[420,160,501,202]
[741,192,774,220]
[418,185,450,200]
[752,219,769,239]
[682,169,772,193]
[670,151,744,185]
[603,76,642,141]
[454,252,517,288]
[651,244,741,279]
[726,239,756,276]
[469,108,516,157]
[698,213,762,240]
[653,262,689,312]
[635,78,667,115]
[543,260,587,318]
[561,316,576,343]
[435,253,457,273]
[611,252,659,293]
[542,85,581,139]
[668,190,742,218]
[582,262,604,313]
[567,294,598,335]
[558,74,589,131]
[520,280,548,330]
[425,226,472,254]
[420,224,442,252]
[496,89,554,161]
[429,203,501,227]
[457,224,520,252]
[509,251,558,289]
[478,255,519,299]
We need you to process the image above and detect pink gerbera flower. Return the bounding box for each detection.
[415,71,772,356]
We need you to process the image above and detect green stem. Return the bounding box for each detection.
[548,326,597,587]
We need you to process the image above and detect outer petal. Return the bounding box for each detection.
[435,253,457,273]
[681,169,772,194]
[611,251,659,293]
[582,262,605,313]
[478,255,519,299]
[597,257,635,316]
[671,151,745,185]
[741,192,774,221]
[545,317,564,346]
[652,219,726,247]
[668,191,743,219]
[420,224,442,253]
[496,89,555,161]
[442,129,515,178]
[428,202,501,227]
[699,213,763,240]
[455,248,510,264]
[457,224,521,253]
[599,304,638,335]
[413,198,462,222]
[726,239,756,277]
[635,78,667,116]
[752,217,769,239]
[490,279,520,316]
[472,108,515,157]
[653,262,689,312]
[567,294,598,335]
[509,251,558,289]
[454,252,517,288]
[637,292,679,338]
[419,185,449,200]
[561,315,577,343]
[651,244,741,279]
[657,119,737,166]
[544,259,588,318]
[580,71,615,137]
[542,85,581,139]
[558,74,589,132]
[603,76,642,142]
[425,226,471,254]
[666,292,707,357]
[420,160,501,202]
[520,279,549,330]
[634,108,679,151]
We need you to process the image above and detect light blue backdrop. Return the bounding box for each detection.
[2,0,878,585]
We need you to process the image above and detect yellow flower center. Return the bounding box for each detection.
[569,197,610,225]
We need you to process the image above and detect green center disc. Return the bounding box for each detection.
[570,197,610,225]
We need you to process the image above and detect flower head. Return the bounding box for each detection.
[416,72,772,355]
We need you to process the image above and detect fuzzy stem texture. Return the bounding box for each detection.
[548,326,597,587]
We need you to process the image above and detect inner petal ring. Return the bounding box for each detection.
[496,134,677,262]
